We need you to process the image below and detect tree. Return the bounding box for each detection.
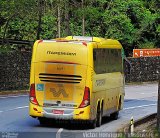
[0,0,159,54]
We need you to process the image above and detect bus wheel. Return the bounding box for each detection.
[110,111,119,120]
[90,120,96,129]
[38,117,47,126]
[96,106,102,127]
[118,97,121,110]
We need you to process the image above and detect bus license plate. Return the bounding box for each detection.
[53,110,64,115]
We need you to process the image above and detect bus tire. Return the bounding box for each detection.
[118,96,121,110]
[38,117,47,126]
[96,105,102,127]
[110,111,119,120]
[90,120,96,129]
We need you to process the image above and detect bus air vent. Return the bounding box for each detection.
[39,73,82,84]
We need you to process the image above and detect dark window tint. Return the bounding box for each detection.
[93,49,122,74]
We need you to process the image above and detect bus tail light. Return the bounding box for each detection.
[30,84,39,105]
[79,87,90,108]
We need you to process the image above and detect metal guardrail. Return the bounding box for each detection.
[118,113,157,133]
[0,38,34,45]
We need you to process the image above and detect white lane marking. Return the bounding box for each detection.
[56,128,63,138]
[0,106,28,113]
[124,104,156,110]
[0,95,28,99]
[140,92,157,95]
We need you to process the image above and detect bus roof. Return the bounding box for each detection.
[45,36,122,49]
[65,36,122,49]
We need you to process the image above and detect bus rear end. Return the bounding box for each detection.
[29,40,91,122]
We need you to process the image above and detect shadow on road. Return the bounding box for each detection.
[36,116,114,130]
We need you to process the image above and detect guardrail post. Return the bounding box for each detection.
[130,116,134,136]
[157,77,160,132]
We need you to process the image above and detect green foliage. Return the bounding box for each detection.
[0,44,19,53]
[103,10,135,43]
[139,41,155,49]
[0,0,159,55]
[41,14,57,39]
[7,17,38,40]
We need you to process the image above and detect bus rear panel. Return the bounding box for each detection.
[29,40,91,120]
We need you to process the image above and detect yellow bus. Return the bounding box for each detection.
[29,36,125,128]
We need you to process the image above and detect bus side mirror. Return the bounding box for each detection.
[124,57,133,75]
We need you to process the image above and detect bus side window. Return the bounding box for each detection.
[93,51,96,61]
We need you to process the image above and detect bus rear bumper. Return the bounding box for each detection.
[43,108,73,119]
[43,106,91,120]
[29,103,91,120]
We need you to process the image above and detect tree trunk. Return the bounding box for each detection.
[64,0,70,36]
[57,1,61,38]
[37,0,43,40]
[2,13,17,45]
[82,0,85,36]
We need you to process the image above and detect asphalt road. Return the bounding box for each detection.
[0,83,158,138]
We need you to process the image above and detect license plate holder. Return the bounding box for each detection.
[53,110,64,115]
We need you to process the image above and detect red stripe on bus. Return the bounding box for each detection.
[38,40,43,44]
[82,42,87,46]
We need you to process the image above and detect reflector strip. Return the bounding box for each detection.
[38,40,43,43]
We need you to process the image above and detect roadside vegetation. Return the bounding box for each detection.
[0,0,159,55]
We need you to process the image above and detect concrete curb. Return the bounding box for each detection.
[118,113,157,133]
[0,90,29,96]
